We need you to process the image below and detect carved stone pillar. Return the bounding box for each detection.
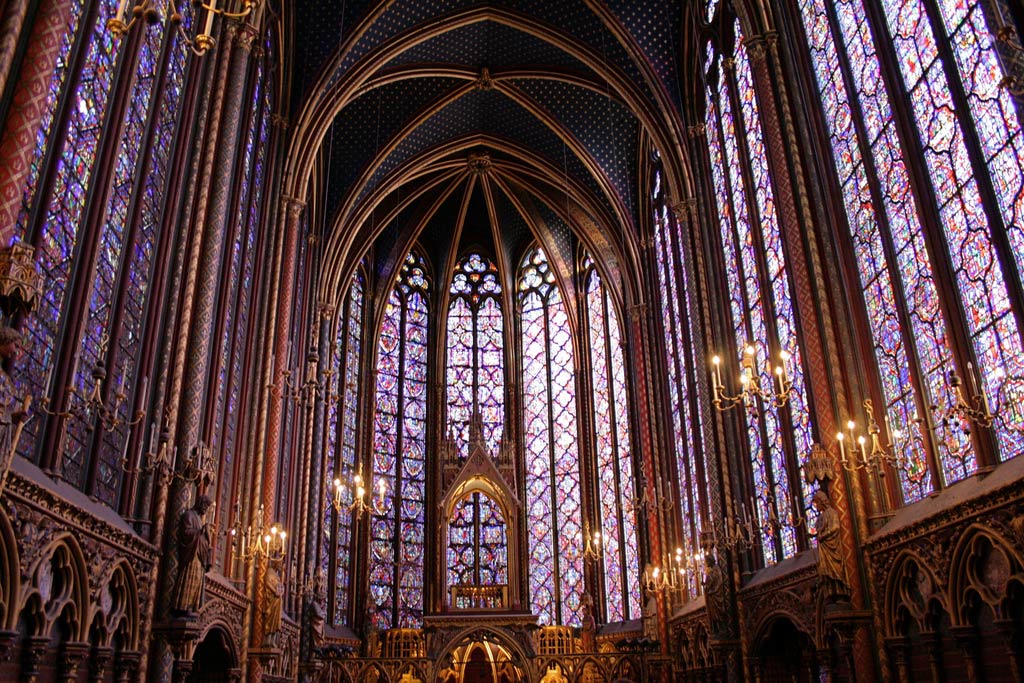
[884,637,910,683]
[58,642,90,683]
[995,618,1024,682]
[249,194,306,682]
[951,626,980,683]
[171,658,193,683]
[0,0,73,244]
[923,632,946,683]
[113,650,142,683]
[19,636,47,683]
[89,646,113,683]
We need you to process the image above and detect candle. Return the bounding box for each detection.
[202,0,218,40]
[836,432,846,464]
[378,479,386,506]
[775,365,784,395]
[966,362,980,399]
[139,375,149,405]
[43,362,55,399]
[711,355,721,391]
[115,0,131,24]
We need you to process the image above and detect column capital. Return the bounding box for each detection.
[687,123,706,139]
[744,36,768,63]
[318,302,336,319]
[282,195,307,217]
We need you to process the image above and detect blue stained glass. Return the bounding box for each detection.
[446,252,504,458]
[371,253,429,628]
[704,23,815,564]
[17,0,121,463]
[651,161,707,600]
[586,265,640,621]
[520,247,584,626]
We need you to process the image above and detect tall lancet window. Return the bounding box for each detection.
[371,252,429,628]
[794,0,1024,503]
[520,247,585,625]
[705,22,815,565]
[447,490,509,607]
[649,159,709,600]
[583,257,641,622]
[446,253,505,457]
[324,273,364,626]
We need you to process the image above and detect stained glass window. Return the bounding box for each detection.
[447,492,508,608]
[704,24,814,565]
[520,247,585,626]
[794,0,1024,503]
[583,259,641,621]
[324,273,364,626]
[446,253,504,457]
[16,0,122,463]
[371,252,429,628]
[649,162,708,600]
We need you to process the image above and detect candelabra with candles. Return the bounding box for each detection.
[710,343,794,412]
[943,364,999,431]
[107,0,260,55]
[643,548,689,597]
[624,475,673,518]
[44,335,147,432]
[228,503,288,565]
[833,400,905,474]
[331,466,387,518]
[716,502,758,552]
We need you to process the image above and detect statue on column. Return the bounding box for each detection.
[580,594,597,652]
[811,489,850,604]
[642,588,659,642]
[263,559,284,646]
[172,494,214,616]
[363,602,381,657]
[0,327,29,491]
[703,550,727,638]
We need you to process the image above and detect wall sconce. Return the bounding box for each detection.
[108,0,260,56]
[710,343,794,412]
[45,335,147,432]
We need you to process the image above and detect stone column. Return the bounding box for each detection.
[0,0,72,244]
[248,195,305,682]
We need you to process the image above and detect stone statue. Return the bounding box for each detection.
[364,602,380,657]
[263,560,284,645]
[580,593,597,652]
[702,550,727,637]
[171,494,213,615]
[642,591,659,641]
[308,569,327,651]
[812,489,850,603]
[0,327,28,492]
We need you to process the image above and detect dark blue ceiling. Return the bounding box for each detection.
[290,2,680,287]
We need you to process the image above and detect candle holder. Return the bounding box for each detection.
[44,334,147,432]
[710,343,795,413]
[331,466,387,518]
[228,503,288,564]
[834,399,904,473]
[107,0,260,56]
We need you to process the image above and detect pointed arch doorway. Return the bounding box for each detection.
[437,640,525,683]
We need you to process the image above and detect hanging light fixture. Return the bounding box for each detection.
[107,0,260,56]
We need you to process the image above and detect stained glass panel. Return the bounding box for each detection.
[586,266,640,621]
[446,253,504,457]
[371,253,428,628]
[521,248,584,626]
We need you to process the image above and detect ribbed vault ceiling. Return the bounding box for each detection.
[284,2,692,308]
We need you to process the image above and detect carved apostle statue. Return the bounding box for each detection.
[812,489,850,603]
[172,494,213,615]
[0,326,28,492]
[580,593,597,652]
[263,560,284,645]
[703,550,727,637]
